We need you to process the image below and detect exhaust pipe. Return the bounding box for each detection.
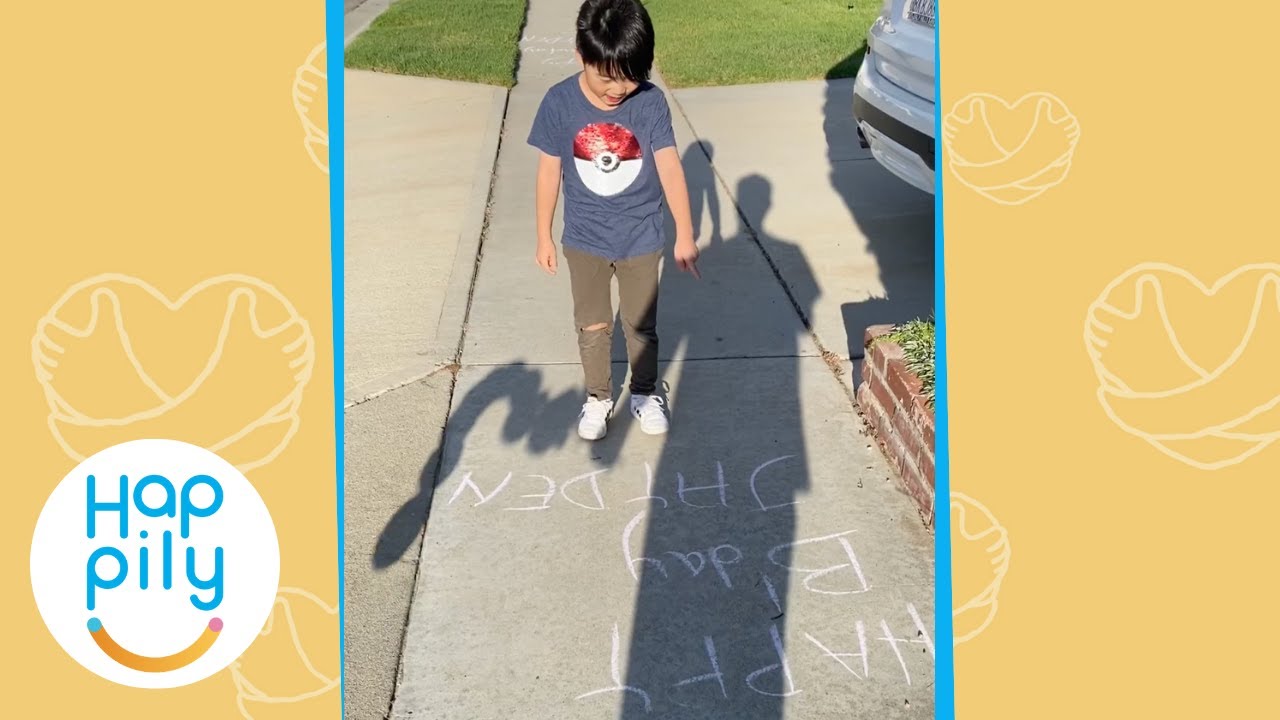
[856,125,870,149]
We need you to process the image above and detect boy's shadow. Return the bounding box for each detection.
[372,363,582,568]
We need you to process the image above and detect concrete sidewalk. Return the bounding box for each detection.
[341,67,507,720]
[668,80,935,387]
[344,0,394,46]
[344,70,506,402]
[380,0,936,719]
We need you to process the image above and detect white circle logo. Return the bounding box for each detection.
[30,439,280,688]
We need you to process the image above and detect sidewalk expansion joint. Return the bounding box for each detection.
[343,363,461,410]
[460,353,823,368]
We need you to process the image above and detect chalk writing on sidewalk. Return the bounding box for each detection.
[622,513,869,596]
[574,622,653,713]
[578,604,934,710]
[519,34,576,45]
[519,47,580,66]
[439,456,933,707]
[446,457,805,513]
[517,35,579,66]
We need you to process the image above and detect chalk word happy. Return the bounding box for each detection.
[578,603,935,713]
[30,439,280,688]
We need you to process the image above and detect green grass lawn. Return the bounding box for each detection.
[644,0,880,88]
[345,0,527,86]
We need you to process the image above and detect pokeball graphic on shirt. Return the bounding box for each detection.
[574,122,644,197]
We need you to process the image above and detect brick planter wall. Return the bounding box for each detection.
[857,325,936,527]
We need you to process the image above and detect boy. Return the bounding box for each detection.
[527,0,700,441]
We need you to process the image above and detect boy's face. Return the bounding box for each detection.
[579,57,639,107]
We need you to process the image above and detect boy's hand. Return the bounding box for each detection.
[674,238,701,280]
[536,238,559,275]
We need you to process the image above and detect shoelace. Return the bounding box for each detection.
[635,395,665,418]
[582,399,612,419]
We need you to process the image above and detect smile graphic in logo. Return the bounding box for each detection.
[30,439,280,688]
[88,616,222,672]
[573,122,643,196]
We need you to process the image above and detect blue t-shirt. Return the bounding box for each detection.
[527,74,677,261]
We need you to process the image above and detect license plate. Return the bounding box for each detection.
[907,0,936,28]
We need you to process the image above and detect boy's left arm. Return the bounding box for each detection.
[655,147,700,278]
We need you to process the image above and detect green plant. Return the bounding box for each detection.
[884,318,935,408]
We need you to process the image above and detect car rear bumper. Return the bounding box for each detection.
[853,92,934,171]
[852,47,936,195]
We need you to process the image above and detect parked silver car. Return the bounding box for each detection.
[852,0,936,194]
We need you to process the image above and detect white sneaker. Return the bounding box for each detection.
[631,394,669,435]
[578,397,614,440]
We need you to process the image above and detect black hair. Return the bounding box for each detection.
[575,0,655,83]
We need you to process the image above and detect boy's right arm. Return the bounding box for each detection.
[535,151,562,276]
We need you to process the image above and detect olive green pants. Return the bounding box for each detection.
[564,246,661,401]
